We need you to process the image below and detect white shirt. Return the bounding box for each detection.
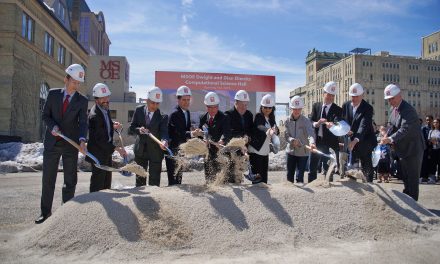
[248,118,271,156]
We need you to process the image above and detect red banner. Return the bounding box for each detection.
[155,71,275,92]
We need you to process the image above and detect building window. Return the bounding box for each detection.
[69,52,73,65]
[44,32,54,57]
[21,12,35,42]
[128,110,134,121]
[370,74,373,81]
[57,45,66,65]
[57,2,66,22]
[110,110,117,119]
[39,83,50,139]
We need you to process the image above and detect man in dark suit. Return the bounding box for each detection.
[36,64,88,224]
[198,92,231,183]
[87,83,127,192]
[224,90,254,183]
[380,84,424,201]
[129,87,169,187]
[309,81,342,182]
[166,85,193,185]
[341,83,377,182]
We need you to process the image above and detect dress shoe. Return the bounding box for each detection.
[35,213,51,224]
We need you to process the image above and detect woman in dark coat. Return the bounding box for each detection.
[248,94,279,183]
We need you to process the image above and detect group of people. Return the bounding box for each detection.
[35,63,426,225]
[284,82,424,203]
[420,115,440,184]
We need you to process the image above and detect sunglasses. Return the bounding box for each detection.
[262,106,272,109]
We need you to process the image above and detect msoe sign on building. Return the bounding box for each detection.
[155,71,275,127]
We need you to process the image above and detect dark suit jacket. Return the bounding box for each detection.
[42,88,88,150]
[86,104,115,163]
[388,100,425,159]
[224,107,253,138]
[128,105,169,161]
[199,111,231,143]
[341,99,376,155]
[249,112,279,151]
[168,106,191,149]
[310,102,342,150]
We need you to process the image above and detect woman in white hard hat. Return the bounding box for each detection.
[248,94,279,184]
[285,96,316,184]
[86,83,127,192]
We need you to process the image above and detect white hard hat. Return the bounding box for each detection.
[204,92,220,106]
[147,86,163,103]
[323,81,337,95]
[349,83,364,96]
[234,90,250,102]
[176,85,192,96]
[289,96,304,109]
[384,84,401,99]
[261,94,275,107]
[92,83,111,98]
[65,64,85,82]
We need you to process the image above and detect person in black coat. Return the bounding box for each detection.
[129,87,169,187]
[341,83,377,182]
[166,86,193,185]
[308,81,342,182]
[36,64,88,224]
[86,83,127,192]
[380,84,425,201]
[224,90,254,183]
[198,92,231,183]
[248,94,279,184]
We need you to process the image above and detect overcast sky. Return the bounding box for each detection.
[87,0,440,103]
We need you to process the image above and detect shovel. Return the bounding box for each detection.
[141,130,174,157]
[115,127,132,177]
[55,132,121,172]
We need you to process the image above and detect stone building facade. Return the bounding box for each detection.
[0,0,89,142]
[291,47,440,126]
[422,30,440,60]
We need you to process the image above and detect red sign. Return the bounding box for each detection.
[155,71,275,92]
[100,60,120,79]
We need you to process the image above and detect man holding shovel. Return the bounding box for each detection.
[86,83,127,192]
[36,64,88,224]
[129,87,169,187]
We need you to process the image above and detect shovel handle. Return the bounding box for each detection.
[55,132,100,165]
[144,131,173,156]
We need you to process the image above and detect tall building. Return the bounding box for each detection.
[422,30,440,61]
[291,46,440,125]
[0,0,89,142]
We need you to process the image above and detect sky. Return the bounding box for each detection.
[87,0,440,103]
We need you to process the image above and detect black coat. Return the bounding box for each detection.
[128,105,169,161]
[42,88,88,150]
[224,107,253,139]
[341,100,377,155]
[168,106,191,149]
[86,104,115,163]
[249,112,278,151]
[199,111,231,143]
[310,102,342,150]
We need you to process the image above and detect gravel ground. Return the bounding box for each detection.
[1,171,440,264]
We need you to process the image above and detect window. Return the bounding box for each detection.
[57,45,66,65]
[57,2,66,22]
[21,12,34,42]
[110,110,117,119]
[370,74,373,81]
[69,52,73,65]
[44,32,54,57]
[128,110,134,121]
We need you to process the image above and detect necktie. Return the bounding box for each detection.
[209,116,214,126]
[103,110,111,142]
[322,105,327,119]
[145,112,151,126]
[62,94,70,117]
[318,105,327,138]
